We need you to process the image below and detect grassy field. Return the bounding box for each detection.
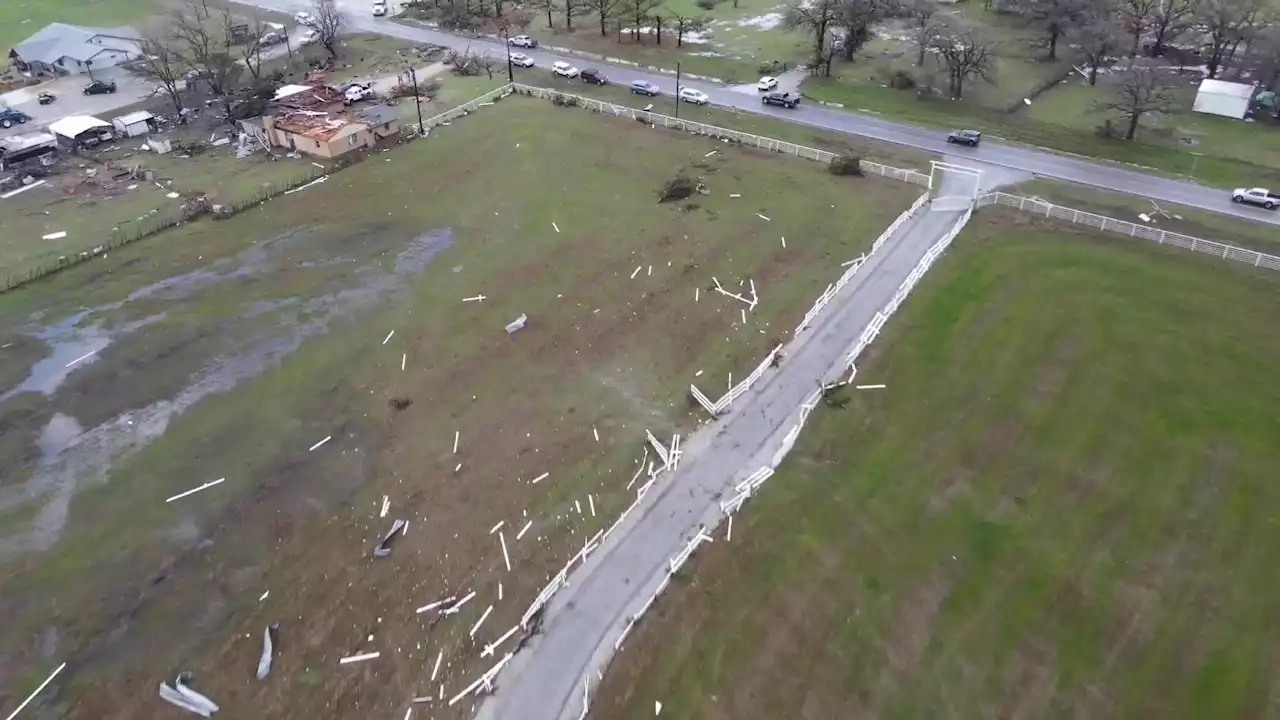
[0,96,919,717]
[590,209,1280,719]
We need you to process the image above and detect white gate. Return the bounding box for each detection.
[929,161,982,212]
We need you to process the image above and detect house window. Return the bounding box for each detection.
[348,133,359,147]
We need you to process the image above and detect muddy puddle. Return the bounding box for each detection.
[0,228,453,560]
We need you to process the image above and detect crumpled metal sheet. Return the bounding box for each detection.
[158,672,220,717]
[256,623,279,680]
[374,519,406,558]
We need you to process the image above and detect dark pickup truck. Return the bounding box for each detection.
[761,91,800,109]
[1231,187,1280,209]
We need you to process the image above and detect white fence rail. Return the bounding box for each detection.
[978,192,1280,272]
[510,84,932,185]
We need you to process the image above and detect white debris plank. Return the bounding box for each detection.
[516,520,533,540]
[309,435,331,452]
[469,605,494,637]
[165,477,226,503]
[500,531,511,571]
[383,330,395,345]
[4,662,65,720]
[339,651,380,664]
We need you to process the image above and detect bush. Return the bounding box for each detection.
[695,0,717,9]
[888,69,915,90]
[659,173,698,202]
[828,155,863,176]
[551,93,579,107]
[1095,118,1117,139]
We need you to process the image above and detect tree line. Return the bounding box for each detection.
[134,0,345,120]
[784,0,1279,138]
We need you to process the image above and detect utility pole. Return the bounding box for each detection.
[407,63,424,135]
[502,27,514,83]
[674,61,681,119]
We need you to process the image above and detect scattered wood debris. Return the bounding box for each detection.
[165,477,226,504]
[338,651,380,665]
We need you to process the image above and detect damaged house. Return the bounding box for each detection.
[239,85,401,159]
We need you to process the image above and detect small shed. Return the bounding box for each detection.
[1192,79,1256,120]
[112,110,155,137]
[48,115,113,147]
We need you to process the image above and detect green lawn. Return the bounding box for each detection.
[0,96,919,718]
[591,209,1280,720]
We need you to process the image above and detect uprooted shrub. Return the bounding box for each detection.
[551,93,580,107]
[659,173,699,202]
[828,155,863,176]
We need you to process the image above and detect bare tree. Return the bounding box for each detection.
[786,0,841,75]
[831,0,898,62]
[1198,0,1266,78]
[311,0,346,59]
[1116,0,1159,56]
[1149,0,1195,56]
[586,0,621,35]
[668,11,706,47]
[170,0,242,118]
[1095,62,1177,139]
[231,14,267,79]
[532,0,560,27]
[929,21,997,98]
[903,0,938,65]
[563,0,588,31]
[622,0,663,41]
[1076,18,1123,84]
[134,33,187,114]
[1017,0,1098,60]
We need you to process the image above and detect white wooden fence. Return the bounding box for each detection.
[509,84,933,186]
[978,192,1280,272]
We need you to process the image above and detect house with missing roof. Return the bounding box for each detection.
[239,85,402,159]
[8,23,142,76]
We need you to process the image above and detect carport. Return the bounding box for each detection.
[48,115,113,147]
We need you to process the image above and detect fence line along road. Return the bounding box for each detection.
[508,85,1276,274]
[978,192,1280,271]
[509,84,933,186]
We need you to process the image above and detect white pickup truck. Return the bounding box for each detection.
[1231,187,1280,210]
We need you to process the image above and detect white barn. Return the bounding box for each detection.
[1192,79,1256,120]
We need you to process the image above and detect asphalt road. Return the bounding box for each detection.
[233,0,1280,228]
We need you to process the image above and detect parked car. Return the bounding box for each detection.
[947,129,982,146]
[37,92,56,105]
[509,52,535,68]
[552,61,579,78]
[757,76,778,91]
[678,87,709,105]
[580,68,608,85]
[509,35,537,48]
[1231,187,1280,209]
[260,31,284,45]
[0,107,31,129]
[83,80,117,95]
[762,91,799,108]
[295,11,317,25]
[372,0,389,15]
[344,83,373,105]
[630,80,661,96]
[299,28,320,45]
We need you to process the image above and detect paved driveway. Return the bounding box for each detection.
[0,67,159,137]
